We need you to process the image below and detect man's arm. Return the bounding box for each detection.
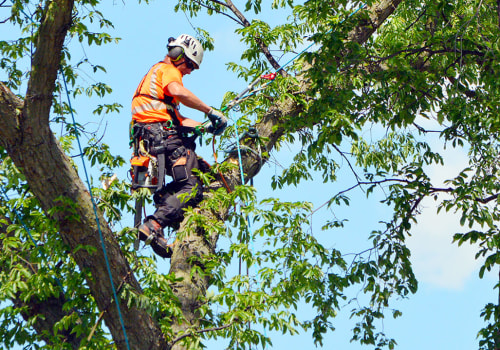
[167,81,211,114]
[168,81,227,133]
[176,114,202,128]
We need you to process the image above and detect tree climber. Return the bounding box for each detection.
[130,34,227,258]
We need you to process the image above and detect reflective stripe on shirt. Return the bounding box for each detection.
[148,66,161,100]
[131,99,167,116]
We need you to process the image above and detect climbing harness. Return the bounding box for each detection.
[128,117,213,250]
[129,120,177,193]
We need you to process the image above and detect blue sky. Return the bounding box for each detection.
[2,1,496,349]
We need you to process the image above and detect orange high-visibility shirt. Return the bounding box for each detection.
[131,62,183,123]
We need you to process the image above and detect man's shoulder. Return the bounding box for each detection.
[158,62,182,80]
[158,61,177,71]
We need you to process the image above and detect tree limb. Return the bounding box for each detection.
[332,144,363,183]
[426,187,499,204]
[474,193,498,204]
[224,0,287,74]
[195,0,243,26]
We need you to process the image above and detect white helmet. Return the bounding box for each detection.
[167,34,204,69]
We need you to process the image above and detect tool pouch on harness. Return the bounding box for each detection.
[169,146,189,182]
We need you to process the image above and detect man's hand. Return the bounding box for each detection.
[206,108,228,136]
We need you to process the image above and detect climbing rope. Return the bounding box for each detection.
[4,5,132,345]
[60,69,131,350]
[0,184,38,247]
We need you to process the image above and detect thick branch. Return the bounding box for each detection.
[348,0,404,44]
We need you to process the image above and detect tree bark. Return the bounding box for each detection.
[348,0,404,44]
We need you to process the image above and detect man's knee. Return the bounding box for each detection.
[165,194,182,213]
[153,194,183,227]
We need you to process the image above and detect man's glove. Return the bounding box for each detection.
[206,108,228,136]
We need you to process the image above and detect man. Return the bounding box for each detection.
[131,34,227,258]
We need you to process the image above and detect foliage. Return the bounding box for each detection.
[1,0,500,349]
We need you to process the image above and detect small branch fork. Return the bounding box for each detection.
[1,0,11,24]
[192,0,244,26]
[201,0,286,75]
[169,303,257,347]
[169,322,235,347]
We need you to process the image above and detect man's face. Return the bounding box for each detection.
[177,58,196,76]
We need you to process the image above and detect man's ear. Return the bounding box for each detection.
[167,47,184,61]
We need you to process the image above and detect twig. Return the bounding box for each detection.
[310,178,412,217]
[404,7,427,32]
[332,143,362,183]
[476,193,499,204]
[194,0,243,25]
[412,122,443,134]
[170,322,235,346]
[86,269,133,342]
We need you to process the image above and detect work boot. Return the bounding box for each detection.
[138,219,162,242]
[151,239,174,258]
[138,219,173,258]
